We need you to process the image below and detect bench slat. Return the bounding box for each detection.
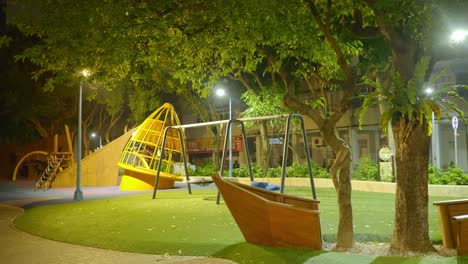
[433,198,468,206]
[453,214,468,221]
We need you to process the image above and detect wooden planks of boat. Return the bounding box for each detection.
[212,173,322,249]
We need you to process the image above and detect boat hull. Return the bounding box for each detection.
[212,173,322,249]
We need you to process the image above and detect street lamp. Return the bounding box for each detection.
[450,29,468,44]
[74,69,90,201]
[216,88,233,177]
[91,132,102,149]
[425,86,440,168]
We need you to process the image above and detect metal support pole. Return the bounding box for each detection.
[217,119,253,204]
[280,114,316,199]
[74,80,83,201]
[454,130,458,167]
[229,96,233,177]
[152,127,192,199]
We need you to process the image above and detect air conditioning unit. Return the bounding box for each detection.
[311,137,324,147]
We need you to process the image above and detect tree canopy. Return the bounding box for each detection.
[5,0,468,254]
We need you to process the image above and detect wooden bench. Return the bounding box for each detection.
[433,199,468,253]
[453,215,468,256]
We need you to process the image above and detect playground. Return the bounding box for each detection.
[1,181,465,264]
[1,103,467,263]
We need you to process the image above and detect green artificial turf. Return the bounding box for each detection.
[14,187,468,264]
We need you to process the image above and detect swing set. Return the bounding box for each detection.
[151,113,322,249]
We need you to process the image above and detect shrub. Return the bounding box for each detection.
[232,164,265,178]
[312,163,330,179]
[428,165,443,184]
[194,161,218,176]
[429,165,468,185]
[351,156,379,181]
[230,162,329,179]
[266,167,282,178]
[286,163,310,177]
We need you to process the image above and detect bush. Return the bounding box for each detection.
[194,161,218,176]
[266,167,282,178]
[429,165,468,185]
[351,156,379,181]
[286,163,310,177]
[230,162,329,179]
[312,163,330,179]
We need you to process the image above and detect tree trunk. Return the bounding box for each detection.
[329,145,353,250]
[284,94,354,250]
[323,125,353,250]
[105,111,123,143]
[389,118,436,254]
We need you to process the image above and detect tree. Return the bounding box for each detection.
[7,0,183,152]
[163,0,468,253]
[241,86,290,172]
[357,0,467,254]
[163,0,363,249]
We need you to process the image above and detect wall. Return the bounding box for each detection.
[52,129,135,187]
[232,177,467,197]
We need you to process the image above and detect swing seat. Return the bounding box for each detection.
[251,181,280,191]
[266,184,280,191]
[251,181,269,188]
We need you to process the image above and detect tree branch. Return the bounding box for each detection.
[306,1,354,83]
[350,9,381,39]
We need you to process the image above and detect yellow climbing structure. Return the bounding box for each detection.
[118,103,185,190]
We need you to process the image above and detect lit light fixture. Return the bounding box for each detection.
[91,132,102,149]
[216,88,226,97]
[425,87,434,95]
[82,69,91,78]
[450,29,468,43]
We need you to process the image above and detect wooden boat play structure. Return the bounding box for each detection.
[212,173,322,249]
[212,114,322,249]
[118,103,185,190]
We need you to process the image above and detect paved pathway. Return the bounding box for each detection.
[0,181,236,264]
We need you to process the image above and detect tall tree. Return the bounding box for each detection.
[358,0,467,254]
[163,0,364,249]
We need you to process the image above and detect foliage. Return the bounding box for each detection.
[0,35,12,48]
[230,162,329,179]
[360,56,467,137]
[193,161,219,176]
[7,0,186,135]
[240,85,289,128]
[428,165,468,185]
[351,156,379,181]
[231,164,264,178]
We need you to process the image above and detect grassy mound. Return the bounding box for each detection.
[14,187,466,263]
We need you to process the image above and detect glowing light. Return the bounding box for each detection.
[450,29,468,43]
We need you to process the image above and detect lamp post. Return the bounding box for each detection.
[216,88,233,177]
[425,87,438,166]
[74,69,90,201]
[91,132,102,149]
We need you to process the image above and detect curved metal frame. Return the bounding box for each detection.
[216,119,253,204]
[152,113,317,201]
[280,114,317,199]
[152,126,191,199]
